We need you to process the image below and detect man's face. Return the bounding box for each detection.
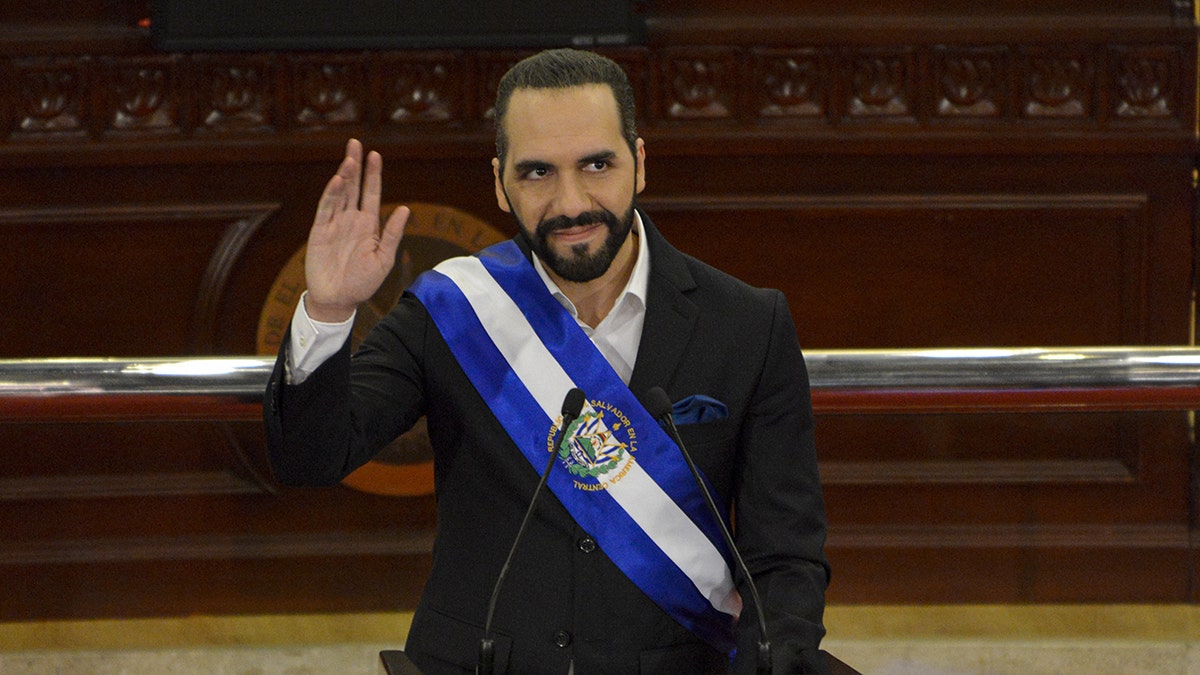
[493,84,646,283]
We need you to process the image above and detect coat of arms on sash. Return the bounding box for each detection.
[549,400,639,492]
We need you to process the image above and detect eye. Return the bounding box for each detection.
[585,160,609,172]
[522,166,551,181]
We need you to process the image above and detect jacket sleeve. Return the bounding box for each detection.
[262,296,430,487]
[730,290,831,675]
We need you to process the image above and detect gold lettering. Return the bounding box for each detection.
[273,282,301,306]
[602,457,635,487]
[469,229,487,248]
[573,480,608,492]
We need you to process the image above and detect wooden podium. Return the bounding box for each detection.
[379,648,863,674]
[825,650,865,675]
[378,650,422,675]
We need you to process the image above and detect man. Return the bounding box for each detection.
[265,49,830,674]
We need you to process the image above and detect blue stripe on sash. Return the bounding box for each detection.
[408,270,547,456]
[408,241,737,653]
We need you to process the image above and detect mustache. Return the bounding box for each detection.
[535,209,619,238]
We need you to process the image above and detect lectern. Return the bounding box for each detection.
[379,648,864,674]
[378,650,421,675]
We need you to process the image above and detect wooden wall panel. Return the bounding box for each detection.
[2,204,278,356]
[643,191,1153,347]
[0,1,1196,619]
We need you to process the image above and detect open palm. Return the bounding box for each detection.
[304,139,409,323]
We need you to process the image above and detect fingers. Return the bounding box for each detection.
[342,138,364,210]
[313,139,396,240]
[361,150,384,218]
[379,205,410,258]
[313,139,367,228]
[313,171,347,228]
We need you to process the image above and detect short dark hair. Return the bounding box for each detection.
[494,49,638,176]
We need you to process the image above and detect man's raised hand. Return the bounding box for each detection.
[304,139,409,323]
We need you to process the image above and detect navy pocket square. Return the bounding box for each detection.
[672,394,728,425]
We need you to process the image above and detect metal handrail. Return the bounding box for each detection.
[3,347,1200,422]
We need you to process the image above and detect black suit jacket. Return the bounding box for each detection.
[265,212,830,674]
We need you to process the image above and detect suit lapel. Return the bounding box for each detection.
[628,211,698,399]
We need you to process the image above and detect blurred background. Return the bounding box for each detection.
[1,1,1197,672]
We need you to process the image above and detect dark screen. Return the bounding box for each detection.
[151,1,644,51]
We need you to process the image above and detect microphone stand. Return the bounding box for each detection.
[643,387,773,675]
[477,388,585,675]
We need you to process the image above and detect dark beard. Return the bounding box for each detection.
[518,203,635,283]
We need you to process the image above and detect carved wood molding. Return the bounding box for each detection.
[7,523,1177,566]
[0,530,436,565]
[820,459,1135,485]
[0,471,263,500]
[0,40,1191,156]
[828,523,1189,549]
[191,203,281,352]
[640,192,1150,212]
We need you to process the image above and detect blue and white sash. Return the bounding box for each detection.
[408,239,740,653]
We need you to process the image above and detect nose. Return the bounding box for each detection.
[551,172,592,219]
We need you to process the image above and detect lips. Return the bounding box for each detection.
[548,221,604,243]
[537,210,615,238]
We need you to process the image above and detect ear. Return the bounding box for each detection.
[492,157,512,213]
[634,138,647,195]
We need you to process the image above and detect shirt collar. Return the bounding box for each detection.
[531,211,650,320]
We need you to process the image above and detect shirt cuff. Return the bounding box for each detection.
[286,291,355,384]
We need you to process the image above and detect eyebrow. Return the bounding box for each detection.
[512,159,552,176]
[579,150,618,165]
[512,150,620,176]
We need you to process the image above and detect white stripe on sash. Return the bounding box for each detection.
[435,256,739,615]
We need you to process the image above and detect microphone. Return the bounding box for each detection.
[641,386,773,675]
[478,387,586,675]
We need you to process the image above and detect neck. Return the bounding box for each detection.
[547,229,638,328]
